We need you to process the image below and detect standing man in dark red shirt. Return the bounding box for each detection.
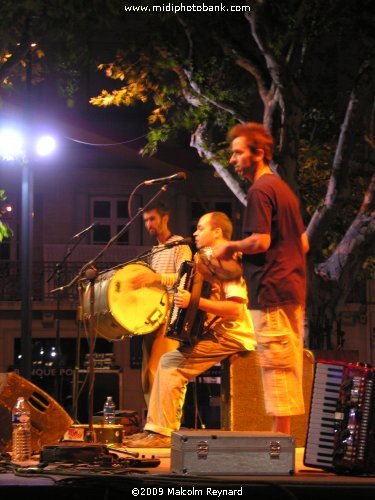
[215,122,309,434]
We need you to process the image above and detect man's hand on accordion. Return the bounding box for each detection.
[174,288,191,309]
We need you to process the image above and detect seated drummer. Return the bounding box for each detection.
[134,202,192,409]
[126,211,256,448]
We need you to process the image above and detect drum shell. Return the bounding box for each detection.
[83,268,124,341]
[82,263,169,341]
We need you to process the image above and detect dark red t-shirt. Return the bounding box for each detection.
[242,174,307,309]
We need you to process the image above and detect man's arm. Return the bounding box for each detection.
[214,233,270,260]
[174,289,244,320]
[235,233,271,254]
[132,243,192,288]
[198,295,244,319]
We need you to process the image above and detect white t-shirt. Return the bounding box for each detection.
[208,276,256,351]
[147,235,192,293]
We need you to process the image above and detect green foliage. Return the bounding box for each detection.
[0,222,10,242]
[298,140,334,217]
[0,0,119,106]
[0,190,12,242]
[90,38,252,155]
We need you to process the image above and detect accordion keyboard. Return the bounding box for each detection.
[304,360,375,474]
[304,362,344,470]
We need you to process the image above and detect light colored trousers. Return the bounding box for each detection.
[141,321,179,407]
[251,304,305,417]
[144,332,248,437]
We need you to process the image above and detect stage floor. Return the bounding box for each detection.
[1,446,375,500]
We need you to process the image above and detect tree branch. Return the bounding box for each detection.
[154,47,230,116]
[314,173,375,308]
[307,57,375,248]
[245,6,290,99]
[216,35,283,134]
[244,3,306,190]
[175,14,193,61]
[164,55,202,107]
[245,3,306,104]
[217,36,269,105]
[183,68,245,120]
[157,47,246,121]
[191,123,247,206]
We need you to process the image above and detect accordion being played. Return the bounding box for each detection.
[165,260,212,345]
[304,360,375,474]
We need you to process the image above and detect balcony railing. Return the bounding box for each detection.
[0,260,369,305]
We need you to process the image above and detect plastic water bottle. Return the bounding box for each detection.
[103,396,116,425]
[12,397,31,463]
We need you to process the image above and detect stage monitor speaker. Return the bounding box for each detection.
[75,370,122,424]
[221,349,314,447]
[0,372,73,452]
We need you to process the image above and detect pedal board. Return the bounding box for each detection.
[123,457,160,468]
[40,442,109,463]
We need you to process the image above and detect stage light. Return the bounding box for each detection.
[35,135,56,157]
[0,129,24,160]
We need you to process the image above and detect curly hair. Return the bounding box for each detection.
[228,122,274,163]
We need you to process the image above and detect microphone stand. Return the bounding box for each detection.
[50,182,171,443]
[113,239,191,270]
[47,263,63,405]
[72,282,84,423]
[47,230,92,407]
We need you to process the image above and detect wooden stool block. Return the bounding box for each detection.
[221,349,314,447]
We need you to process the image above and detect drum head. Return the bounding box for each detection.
[108,263,169,336]
[197,247,243,281]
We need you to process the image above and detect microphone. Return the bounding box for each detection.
[143,172,187,186]
[72,222,98,239]
[158,237,192,249]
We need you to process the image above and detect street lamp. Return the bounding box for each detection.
[0,128,56,379]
